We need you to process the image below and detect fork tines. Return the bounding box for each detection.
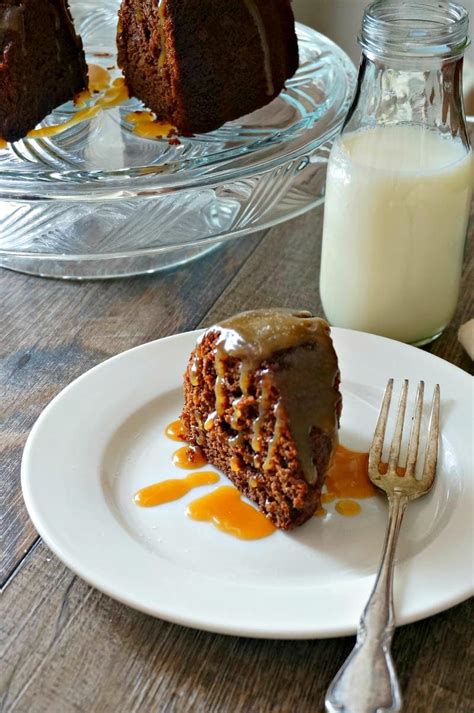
[369,379,440,485]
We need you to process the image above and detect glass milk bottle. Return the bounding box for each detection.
[320,0,472,345]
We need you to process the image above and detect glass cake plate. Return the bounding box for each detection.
[0,0,356,278]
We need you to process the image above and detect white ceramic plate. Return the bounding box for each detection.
[21,329,473,639]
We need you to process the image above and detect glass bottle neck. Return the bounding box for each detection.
[343,53,469,149]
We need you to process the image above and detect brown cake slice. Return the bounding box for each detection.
[116,0,299,135]
[0,0,88,142]
[181,309,342,530]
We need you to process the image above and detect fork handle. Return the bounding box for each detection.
[325,493,409,713]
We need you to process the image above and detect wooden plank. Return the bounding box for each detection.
[1,542,472,712]
[1,233,264,582]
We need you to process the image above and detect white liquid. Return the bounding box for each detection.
[320,125,472,343]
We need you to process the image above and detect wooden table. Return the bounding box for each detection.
[2,187,473,713]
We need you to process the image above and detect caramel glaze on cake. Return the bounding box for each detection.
[116,0,299,135]
[0,0,87,142]
[181,309,342,530]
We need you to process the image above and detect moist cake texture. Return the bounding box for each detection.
[181,309,342,529]
[117,0,299,135]
[0,0,87,142]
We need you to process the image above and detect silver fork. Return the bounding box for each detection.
[325,379,440,713]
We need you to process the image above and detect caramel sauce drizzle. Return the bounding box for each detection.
[126,111,175,139]
[186,485,276,540]
[335,500,361,517]
[27,105,101,138]
[148,419,376,530]
[134,471,220,507]
[172,444,207,470]
[26,71,129,140]
[0,138,7,150]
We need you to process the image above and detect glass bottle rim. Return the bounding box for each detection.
[359,0,470,61]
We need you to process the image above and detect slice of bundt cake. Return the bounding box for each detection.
[117,0,299,135]
[181,309,342,529]
[0,0,88,142]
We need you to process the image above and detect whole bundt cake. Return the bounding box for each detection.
[117,0,299,135]
[181,309,342,529]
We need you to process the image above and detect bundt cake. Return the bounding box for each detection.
[0,0,88,142]
[181,309,342,530]
[116,0,299,135]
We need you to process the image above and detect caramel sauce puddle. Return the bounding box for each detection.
[135,471,219,507]
[324,445,376,500]
[186,485,276,540]
[172,445,207,470]
[335,500,362,517]
[126,111,176,140]
[164,419,186,442]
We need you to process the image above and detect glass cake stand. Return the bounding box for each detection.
[0,0,356,279]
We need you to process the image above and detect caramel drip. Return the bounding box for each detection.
[208,309,341,485]
[239,361,252,396]
[0,138,7,150]
[157,0,167,69]
[27,105,101,138]
[134,471,219,507]
[164,418,186,442]
[243,0,274,96]
[27,78,129,139]
[335,500,362,517]
[172,445,207,470]
[211,310,340,483]
[194,413,206,446]
[251,371,272,453]
[186,485,276,540]
[263,400,284,471]
[229,432,244,448]
[204,411,217,431]
[229,397,245,431]
[126,110,154,124]
[132,120,175,140]
[189,355,199,387]
[214,344,228,417]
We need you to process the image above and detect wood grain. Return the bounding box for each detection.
[1,542,473,712]
[2,151,473,712]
